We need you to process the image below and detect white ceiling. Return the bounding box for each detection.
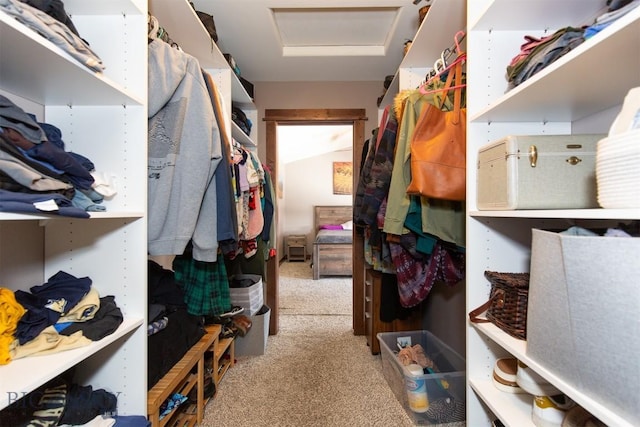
[191,0,432,82]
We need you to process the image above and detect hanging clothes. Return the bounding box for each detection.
[353,72,468,309]
[379,272,421,322]
[389,235,465,308]
[354,105,397,228]
[229,141,267,259]
[172,245,231,317]
[203,70,239,256]
[260,166,276,254]
[383,79,459,237]
[147,39,222,262]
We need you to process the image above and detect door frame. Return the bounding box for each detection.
[264,108,367,335]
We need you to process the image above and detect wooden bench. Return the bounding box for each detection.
[147,325,220,427]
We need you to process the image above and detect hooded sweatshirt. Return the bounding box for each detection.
[147,39,222,262]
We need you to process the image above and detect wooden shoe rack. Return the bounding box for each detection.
[147,324,235,427]
[210,325,235,385]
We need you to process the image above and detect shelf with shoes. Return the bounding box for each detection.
[147,326,219,427]
[161,324,235,426]
[209,325,235,386]
[466,1,640,426]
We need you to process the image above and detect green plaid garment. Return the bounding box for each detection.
[172,252,231,316]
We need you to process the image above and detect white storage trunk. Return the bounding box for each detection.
[527,229,640,425]
[476,134,603,210]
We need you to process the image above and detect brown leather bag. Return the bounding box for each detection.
[406,59,466,201]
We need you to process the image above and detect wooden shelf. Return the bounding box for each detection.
[148,326,218,427]
[209,327,235,385]
[364,268,422,355]
[158,373,198,427]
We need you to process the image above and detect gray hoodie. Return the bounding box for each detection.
[147,39,222,262]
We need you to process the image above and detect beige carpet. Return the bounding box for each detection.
[278,261,352,316]
[202,260,416,426]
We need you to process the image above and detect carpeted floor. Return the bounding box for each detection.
[278,262,352,316]
[202,260,416,426]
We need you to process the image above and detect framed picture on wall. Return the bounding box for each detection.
[333,162,352,195]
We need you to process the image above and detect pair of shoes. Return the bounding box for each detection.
[219,305,244,318]
[220,324,237,339]
[187,374,216,403]
[532,394,575,427]
[493,358,526,394]
[517,360,561,396]
[231,315,252,337]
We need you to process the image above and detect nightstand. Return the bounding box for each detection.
[287,235,307,262]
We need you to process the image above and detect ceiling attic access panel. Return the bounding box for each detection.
[270,7,401,56]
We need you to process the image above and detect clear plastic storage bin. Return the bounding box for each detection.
[377,330,466,425]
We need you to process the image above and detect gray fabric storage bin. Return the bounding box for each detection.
[527,229,640,425]
[235,305,270,356]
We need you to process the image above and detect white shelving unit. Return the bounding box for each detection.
[0,0,255,418]
[466,1,640,426]
[148,0,258,150]
[0,0,148,416]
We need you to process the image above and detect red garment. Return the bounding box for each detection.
[390,236,464,308]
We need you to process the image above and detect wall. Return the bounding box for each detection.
[282,149,353,256]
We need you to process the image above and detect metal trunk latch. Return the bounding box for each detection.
[528,145,538,167]
[566,156,582,165]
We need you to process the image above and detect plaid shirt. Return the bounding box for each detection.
[355,114,398,227]
[173,251,231,316]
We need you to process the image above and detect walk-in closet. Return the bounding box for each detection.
[1,0,638,426]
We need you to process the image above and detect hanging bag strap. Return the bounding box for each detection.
[434,56,464,125]
[452,59,463,124]
[435,59,456,109]
[468,289,505,324]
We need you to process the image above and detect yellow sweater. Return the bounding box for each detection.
[0,287,26,364]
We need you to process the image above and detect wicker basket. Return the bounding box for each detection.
[469,271,530,340]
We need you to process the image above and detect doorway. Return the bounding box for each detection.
[278,123,353,241]
[264,109,367,336]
